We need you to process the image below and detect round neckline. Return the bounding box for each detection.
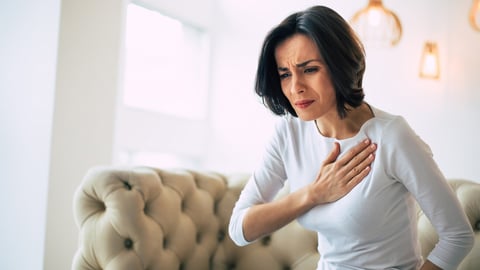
[312,105,377,143]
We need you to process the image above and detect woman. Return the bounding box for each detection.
[228,5,474,270]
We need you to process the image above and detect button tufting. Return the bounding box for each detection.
[261,236,271,246]
[213,202,218,214]
[217,230,225,242]
[163,238,168,249]
[181,200,186,211]
[100,201,106,211]
[123,181,132,190]
[124,238,134,249]
[196,232,202,243]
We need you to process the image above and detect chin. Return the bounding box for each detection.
[296,113,316,122]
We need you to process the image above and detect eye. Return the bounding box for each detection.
[279,72,291,80]
[304,67,319,74]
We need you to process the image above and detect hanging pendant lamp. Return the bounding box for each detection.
[470,0,480,31]
[350,0,402,47]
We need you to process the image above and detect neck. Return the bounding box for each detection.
[315,103,373,140]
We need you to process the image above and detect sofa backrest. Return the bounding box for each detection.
[72,166,319,270]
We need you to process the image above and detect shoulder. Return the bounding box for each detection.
[273,115,310,138]
[268,116,313,156]
[369,106,412,140]
[370,106,402,126]
[369,106,431,155]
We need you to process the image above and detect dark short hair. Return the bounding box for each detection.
[255,5,366,119]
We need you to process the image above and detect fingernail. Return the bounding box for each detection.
[364,139,370,144]
[370,144,377,149]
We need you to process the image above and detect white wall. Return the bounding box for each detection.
[441,0,480,180]
[0,0,60,269]
[43,0,124,269]
[137,0,214,29]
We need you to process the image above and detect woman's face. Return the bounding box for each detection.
[275,34,337,121]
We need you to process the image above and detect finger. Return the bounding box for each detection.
[345,143,376,171]
[344,153,375,181]
[346,166,371,189]
[341,142,376,170]
[337,138,372,166]
[323,142,341,165]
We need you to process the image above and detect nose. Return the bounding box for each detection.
[290,74,305,94]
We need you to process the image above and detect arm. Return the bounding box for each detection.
[384,116,474,270]
[237,139,376,243]
[420,260,442,270]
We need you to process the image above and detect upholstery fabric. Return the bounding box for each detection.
[72,166,480,270]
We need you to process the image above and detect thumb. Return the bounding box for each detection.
[323,142,340,165]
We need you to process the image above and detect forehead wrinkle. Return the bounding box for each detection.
[275,34,323,70]
[277,59,323,71]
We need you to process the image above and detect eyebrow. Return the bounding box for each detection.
[277,59,322,71]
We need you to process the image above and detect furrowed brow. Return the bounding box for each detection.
[277,59,322,72]
[296,59,320,68]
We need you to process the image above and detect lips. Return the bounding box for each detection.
[294,99,314,109]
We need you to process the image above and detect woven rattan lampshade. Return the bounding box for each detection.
[350,0,402,47]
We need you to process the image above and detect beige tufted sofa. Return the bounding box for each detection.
[72,166,480,270]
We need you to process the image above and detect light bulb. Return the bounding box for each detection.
[367,7,383,26]
[419,42,440,79]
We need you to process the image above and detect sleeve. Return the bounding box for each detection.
[228,119,288,246]
[382,116,474,270]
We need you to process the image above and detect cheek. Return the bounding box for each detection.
[280,82,291,98]
[316,78,335,97]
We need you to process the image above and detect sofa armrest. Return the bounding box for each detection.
[417,179,480,270]
[72,166,231,270]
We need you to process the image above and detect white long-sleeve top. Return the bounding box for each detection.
[229,106,474,270]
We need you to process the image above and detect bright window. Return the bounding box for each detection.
[116,150,201,169]
[123,3,210,119]
[114,3,211,169]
